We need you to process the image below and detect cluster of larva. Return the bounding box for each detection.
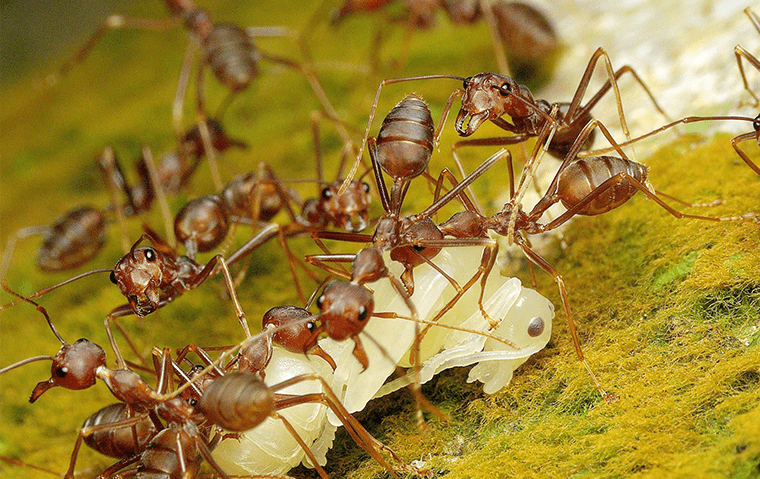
[2,1,760,478]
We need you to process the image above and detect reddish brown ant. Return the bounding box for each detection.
[426,114,757,401]
[47,0,350,190]
[196,369,406,479]
[0,224,257,368]
[0,119,246,281]
[100,117,248,220]
[330,0,559,85]
[340,47,669,195]
[0,285,227,478]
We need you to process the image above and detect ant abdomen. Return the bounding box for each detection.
[203,24,260,92]
[556,156,650,216]
[491,1,559,86]
[375,94,434,181]
[136,425,203,478]
[198,371,275,432]
[82,403,157,459]
[173,195,231,255]
[37,206,107,272]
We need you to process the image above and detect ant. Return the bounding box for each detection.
[427,114,758,401]
[0,224,259,368]
[0,206,107,280]
[302,93,507,425]
[585,7,760,177]
[330,0,559,85]
[0,284,227,478]
[339,46,669,195]
[47,0,350,190]
[170,118,373,302]
[0,118,246,281]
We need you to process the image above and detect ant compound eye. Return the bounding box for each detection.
[498,83,512,96]
[321,188,333,200]
[307,321,317,331]
[357,305,369,322]
[362,182,370,193]
[188,398,198,406]
[753,113,760,131]
[55,366,68,378]
[109,271,117,285]
[463,77,471,89]
[527,317,545,337]
[316,294,325,309]
[144,249,156,262]
[413,244,425,252]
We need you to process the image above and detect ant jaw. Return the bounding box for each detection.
[128,289,160,317]
[352,338,369,371]
[130,296,157,317]
[454,108,489,136]
[342,212,369,233]
[400,267,415,297]
[29,379,56,403]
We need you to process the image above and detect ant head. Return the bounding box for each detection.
[390,218,444,269]
[111,246,165,317]
[456,73,533,136]
[318,180,372,232]
[262,306,319,354]
[182,7,213,38]
[351,247,388,285]
[316,281,374,342]
[30,339,106,403]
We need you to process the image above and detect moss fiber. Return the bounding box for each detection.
[1,1,760,478]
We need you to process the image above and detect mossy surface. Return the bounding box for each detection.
[1,1,760,478]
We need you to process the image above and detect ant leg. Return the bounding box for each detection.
[272,373,405,478]
[194,82,224,192]
[415,241,501,339]
[44,15,180,87]
[422,168,479,212]
[563,48,666,158]
[735,46,760,107]
[105,305,140,369]
[479,0,510,75]
[515,236,616,402]
[192,431,233,479]
[194,255,251,337]
[732,130,760,177]
[450,135,532,211]
[172,41,197,140]
[140,146,175,246]
[0,455,62,477]
[0,225,48,280]
[97,146,133,253]
[259,50,352,146]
